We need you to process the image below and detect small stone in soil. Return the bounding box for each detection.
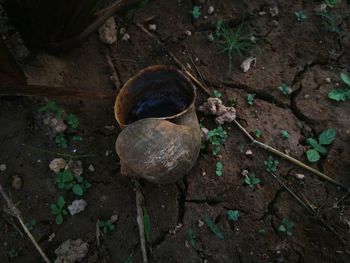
[245,150,253,156]
[185,30,192,36]
[241,169,249,177]
[122,33,130,41]
[88,164,95,172]
[49,158,66,173]
[66,160,83,177]
[110,214,119,223]
[11,174,22,190]
[269,6,279,17]
[325,78,331,83]
[198,219,204,227]
[148,24,157,31]
[295,173,305,180]
[98,17,117,45]
[208,33,214,42]
[55,239,89,263]
[0,164,7,171]
[208,6,214,15]
[68,199,87,216]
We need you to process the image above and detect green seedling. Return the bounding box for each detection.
[323,0,339,7]
[98,219,115,233]
[254,128,262,138]
[306,128,336,162]
[187,228,198,248]
[55,133,68,148]
[206,126,228,155]
[66,113,79,129]
[278,83,292,95]
[190,6,201,18]
[294,11,307,22]
[244,173,261,187]
[143,208,152,241]
[55,170,91,196]
[216,161,223,177]
[227,210,240,221]
[215,19,254,73]
[317,11,342,34]
[264,156,279,172]
[280,130,290,139]
[247,93,255,105]
[204,214,224,239]
[7,248,21,259]
[39,101,63,118]
[278,218,295,236]
[25,219,36,230]
[72,135,83,142]
[213,90,222,98]
[229,96,238,107]
[328,73,350,101]
[50,196,67,225]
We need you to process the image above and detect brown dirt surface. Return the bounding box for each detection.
[1,0,350,262]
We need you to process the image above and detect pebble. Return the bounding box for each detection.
[304,94,310,99]
[49,158,66,173]
[269,6,279,17]
[0,164,7,172]
[88,164,95,172]
[148,24,157,31]
[68,200,87,216]
[198,219,204,227]
[314,3,327,13]
[208,6,214,15]
[122,33,130,41]
[110,214,119,223]
[271,20,279,27]
[11,174,22,190]
[208,33,214,42]
[258,11,267,16]
[325,77,331,83]
[185,30,192,36]
[241,169,249,177]
[98,17,117,45]
[295,173,305,180]
[245,149,253,156]
[104,125,115,131]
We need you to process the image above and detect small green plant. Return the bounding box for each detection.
[278,218,295,236]
[187,228,198,248]
[264,156,279,172]
[244,173,261,187]
[39,101,63,118]
[328,73,350,101]
[66,113,79,129]
[215,19,254,73]
[294,11,307,22]
[204,214,224,239]
[323,0,339,7]
[190,6,201,18]
[55,170,91,196]
[98,219,115,233]
[72,135,83,142]
[50,196,67,225]
[25,219,36,230]
[213,90,222,98]
[280,130,290,139]
[143,208,152,241]
[317,11,342,34]
[247,93,255,105]
[254,128,262,138]
[227,210,240,221]
[306,128,336,162]
[7,248,21,259]
[229,96,238,107]
[216,161,223,177]
[206,126,228,156]
[278,83,292,95]
[55,133,68,148]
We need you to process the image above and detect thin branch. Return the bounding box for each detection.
[0,184,51,263]
[133,179,148,263]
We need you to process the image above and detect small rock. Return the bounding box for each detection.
[314,3,327,13]
[119,28,126,35]
[0,164,7,172]
[104,125,115,131]
[201,127,209,141]
[185,30,192,36]
[68,200,87,216]
[198,219,204,227]
[88,164,95,172]
[269,6,279,17]
[208,6,214,15]
[98,17,117,45]
[48,233,56,242]
[240,57,256,73]
[105,150,112,157]
[43,114,67,134]
[11,175,22,190]
[271,20,279,27]
[258,11,267,16]
[121,33,130,41]
[66,160,83,177]
[250,36,256,43]
[295,173,305,180]
[245,150,253,156]
[304,94,310,99]
[241,169,249,177]
[54,239,88,263]
[325,77,331,83]
[148,24,157,31]
[49,158,67,173]
[110,214,119,223]
[208,33,214,42]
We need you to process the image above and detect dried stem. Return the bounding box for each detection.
[0,184,51,263]
[133,179,148,263]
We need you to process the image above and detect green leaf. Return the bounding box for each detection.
[278,224,286,232]
[247,94,255,105]
[204,214,224,239]
[57,196,65,208]
[72,135,83,142]
[213,90,222,98]
[66,113,79,129]
[62,209,68,215]
[61,170,74,182]
[278,84,292,95]
[143,208,152,241]
[280,130,289,139]
[340,73,350,86]
[318,129,336,145]
[306,149,320,162]
[76,176,84,183]
[98,221,105,228]
[50,204,60,214]
[227,210,240,221]
[328,88,350,101]
[55,214,63,225]
[216,161,223,177]
[254,128,262,138]
[306,138,327,155]
[190,6,201,18]
[72,184,84,196]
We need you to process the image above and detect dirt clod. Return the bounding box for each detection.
[54,239,89,263]
[66,160,83,177]
[199,98,236,124]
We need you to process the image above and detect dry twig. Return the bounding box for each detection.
[0,183,51,263]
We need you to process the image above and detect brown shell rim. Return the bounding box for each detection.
[114,64,196,127]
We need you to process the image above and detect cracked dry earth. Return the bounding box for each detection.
[1,0,350,262]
